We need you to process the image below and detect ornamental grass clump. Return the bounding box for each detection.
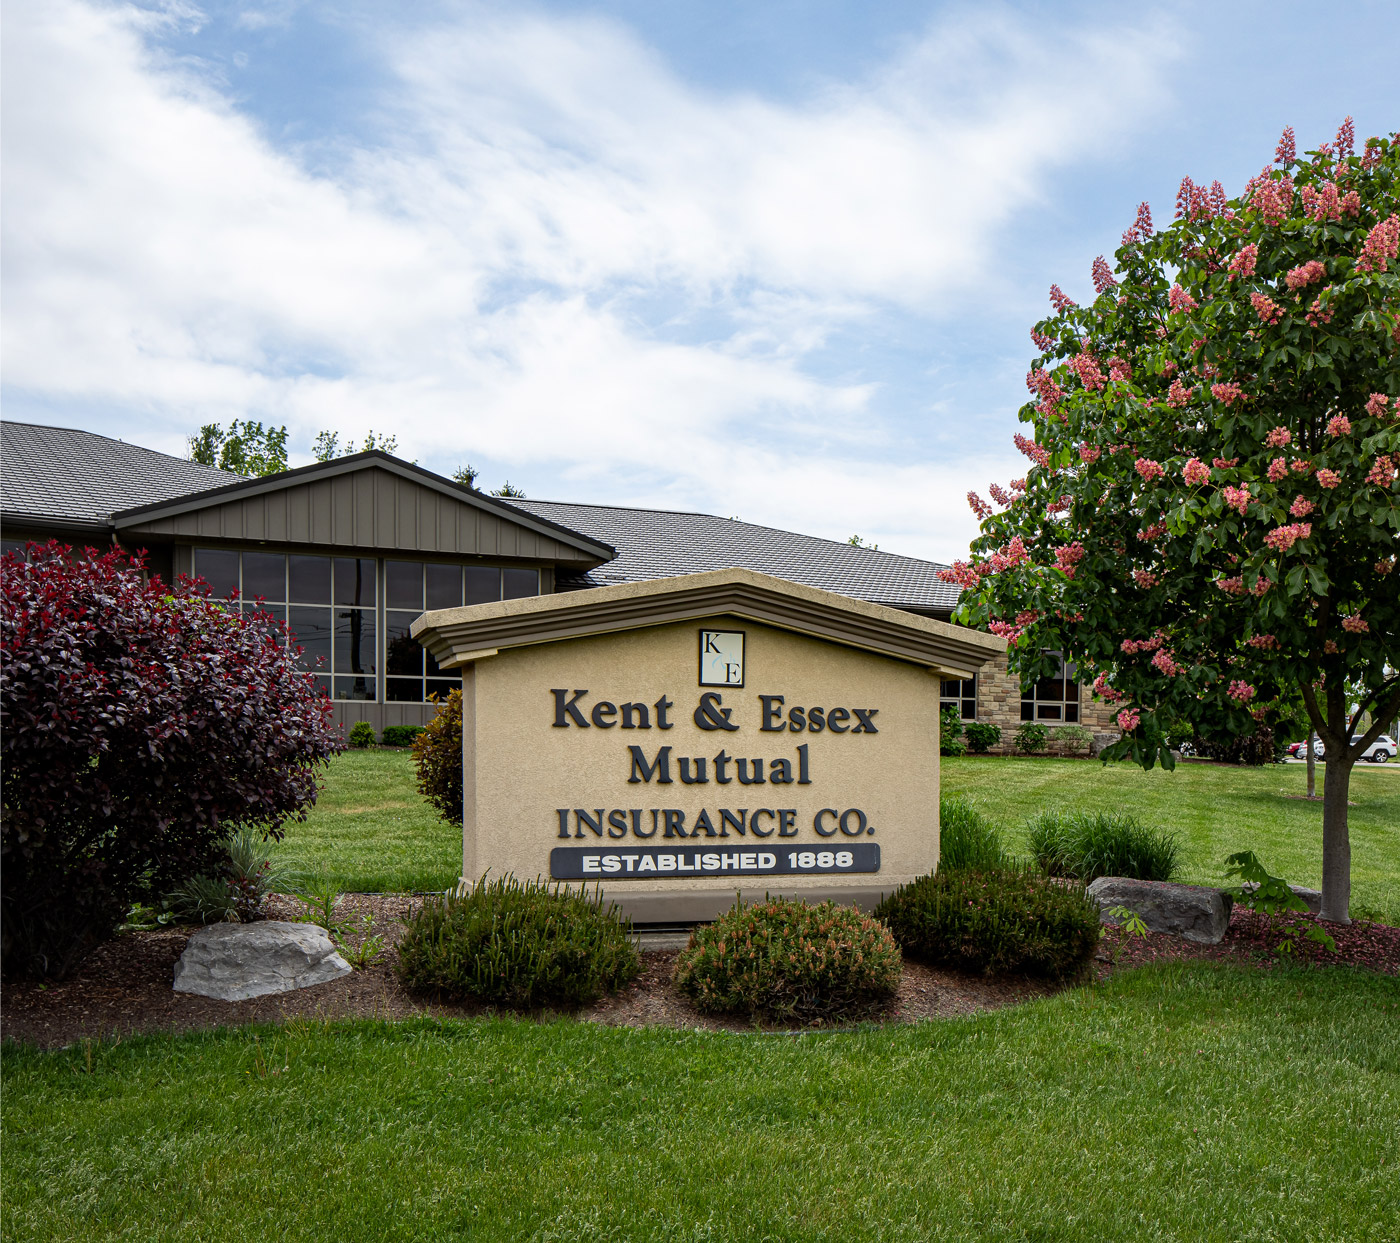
[938,796,1011,873]
[875,868,1100,980]
[396,875,640,1009]
[673,897,901,1024]
[1028,810,1180,882]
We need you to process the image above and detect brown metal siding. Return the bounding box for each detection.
[120,466,581,561]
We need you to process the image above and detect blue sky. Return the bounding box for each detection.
[3,0,1397,560]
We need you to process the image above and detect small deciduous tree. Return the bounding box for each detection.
[948,121,1399,924]
[188,419,289,475]
[1,544,342,976]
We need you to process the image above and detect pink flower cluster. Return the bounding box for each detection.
[1264,522,1311,551]
[1183,458,1209,486]
[1300,181,1342,222]
[1215,576,1245,595]
[1306,292,1335,327]
[1049,284,1077,311]
[967,491,992,520]
[1108,356,1132,384]
[1316,468,1341,489]
[1222,484,1250,514]
[1137,520,1168,542]
[1365,392,1391,418]
[1175,175,1219,221]
[1117,708,1141,732]
[1211,382,1244,406]
[1251,292,1284,325]
[1167,378,1193,408]
[1291,457,1312,474]
[1121,632,1165,654]
[1055,542,1086,576]
[1027,369,1064,416]
[1070,349,1106,392]
[1168,284,1199,314]
[1228,244,1258,281]
[1341,614,1369,634]
[1079,442,1102,464]
[1152,648,1182,676]
[1132,569,1159,588]
[1031,327,1054,351]
[1275,126,1296,164]
[1245,634,1279,650]
[1092,256,1116,292]
[1327,415,1352,436]
[1213,457,1239,470]
[1227,681,1256,705]
[1357,214,1400,273]
[1366,455,1396,487]
[1267,457,1288,482]
[1290,495,1314,517]
[1249,171,1294,224]
[985,536,1031,573]
[1013,432,1050,468]
[1120,201,1154,248]
[1377,558,1396,576]
[1286,259,1327,290]
[937,561,981,589]
[1135,457,1165,483]
[1093,672,1127,703]
[989,482,1013,507]
[1264,426,1292,448]
[1336,117,1355,159]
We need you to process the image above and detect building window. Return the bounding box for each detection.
[192,548,540,705]
[1021,651,1080,722]
[940,676,976,721]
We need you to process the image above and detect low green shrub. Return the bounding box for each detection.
[164,828,293,924]
[1028,810,1180,882]
[380,725,423,748]
[674,897,901,1023]
[1014,722,1049,754]
[396,876,640,1009]
[938,796,1010,872]
[962,722,1001,753]
[347,721,376,749]
[940,706,966,757]
[875,868,1100,979]
[1055,725,1092,756]
[413,689,463,822]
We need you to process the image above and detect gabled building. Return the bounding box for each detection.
[1,420,1117,745]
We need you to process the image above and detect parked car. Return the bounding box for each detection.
[1285,740,1308,759]
[1311,734,1397,762]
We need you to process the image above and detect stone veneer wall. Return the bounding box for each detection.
[970,652,1121,755]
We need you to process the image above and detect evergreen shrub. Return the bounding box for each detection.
[412,689,463,822]
[1028,810,1180,882]
[875,868,1100,979]
[396,876,640,1009]
[380,725,423,748]
[1014,722,1049,754]
[938,796,1010,872]
[347,721,376,748]
[962,722,1001,753]
[673,897,901,1023]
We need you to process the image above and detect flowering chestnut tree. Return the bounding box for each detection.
[948,121,1399,924]
[1,543,343,976]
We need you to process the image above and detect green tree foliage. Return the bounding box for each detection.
[311,429,398,461]
[948,121,1399,923]
[187,420,288,476]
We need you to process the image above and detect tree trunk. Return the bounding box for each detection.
[1319,750,1353,924]
[1306,730,1316,799]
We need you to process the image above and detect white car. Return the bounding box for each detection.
[1312,734,1397,762]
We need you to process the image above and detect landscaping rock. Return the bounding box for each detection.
[1087,877,1232,945]
[173,921,351,1002]
[1238,882,1323,914]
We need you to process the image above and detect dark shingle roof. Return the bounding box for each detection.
[504,498,960,614]
[1,422,241,527]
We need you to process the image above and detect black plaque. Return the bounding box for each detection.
[550,843,880,880]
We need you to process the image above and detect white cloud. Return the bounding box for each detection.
[1,0,1177,561]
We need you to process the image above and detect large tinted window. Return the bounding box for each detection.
[503,567,539,600]
[193,548,240,600]
[242,552,286,603]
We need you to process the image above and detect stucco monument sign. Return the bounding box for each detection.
[413,568,1005,922]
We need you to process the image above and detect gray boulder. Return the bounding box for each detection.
[1087,877,1233,945]
[173,920,351,1002]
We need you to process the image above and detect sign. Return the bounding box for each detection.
[698,629,745,686]
[411,568,1006,921]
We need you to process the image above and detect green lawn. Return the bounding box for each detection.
[282,750,1400,923]
[943,757,1400,923]
[271,749,460,893]
[4,964,1397,1241]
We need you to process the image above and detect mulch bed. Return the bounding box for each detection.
[3,893,1396,1051]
